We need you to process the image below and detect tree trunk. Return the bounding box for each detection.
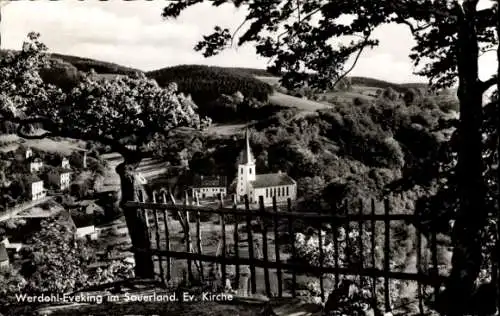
[116,159,155,279]
[441,3,487,315]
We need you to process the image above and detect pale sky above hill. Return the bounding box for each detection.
[1,0,497,84]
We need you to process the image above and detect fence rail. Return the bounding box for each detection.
[125,193,446,314]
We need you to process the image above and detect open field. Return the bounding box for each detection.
[205,123,247,136]
[268,92,331,111]
[0,134,86,155]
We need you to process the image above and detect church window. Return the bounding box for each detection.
[273,188,276,196]
[278,187,281,197]
[286,186,289,195]
[282,187,285,196]
[241,168,243,174]
[249,168,252,174]
[266,188,268,198]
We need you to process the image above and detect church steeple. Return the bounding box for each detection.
[240,128,255,164]
[236,127,256,202]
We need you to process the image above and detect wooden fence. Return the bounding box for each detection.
[125,193,447,314]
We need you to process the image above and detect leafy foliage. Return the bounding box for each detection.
[19,216,91,294]
[162,0,495,90]
[0,33,209,163]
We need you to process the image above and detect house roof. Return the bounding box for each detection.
[193,175,227,188]
[250,172,296,188]
[27,157,42,163]
[0,243,9,262]
[57,210,77,231]
[24,174,42,184]
[71,213,95,228]
[50,167,72,174]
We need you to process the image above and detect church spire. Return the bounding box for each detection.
[240,127,255,164]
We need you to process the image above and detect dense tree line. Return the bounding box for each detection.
[147,65,273,104]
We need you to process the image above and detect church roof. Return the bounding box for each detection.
[238,128,255,164]
[251,173,296,188]
[193,175,227,188]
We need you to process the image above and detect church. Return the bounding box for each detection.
[236,129,297,206]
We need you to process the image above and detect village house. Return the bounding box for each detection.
[25,175,46,201]
[61,157,70,169]
[59,211,99,241]
[236,129,297,205]
[0,237,23,253]
[24,147,33,159]
[73,215,98,240]
[79,200,104,215]
[28,157,44,173]
[192,175,227,199]
[47,167,72,191]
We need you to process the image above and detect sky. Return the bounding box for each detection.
[1,0,497,84]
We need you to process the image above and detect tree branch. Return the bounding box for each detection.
[480,75,497,93]
[331,33,371,88]
[400,19,432,34]
[230,18,249,47]
[0,115,136,160]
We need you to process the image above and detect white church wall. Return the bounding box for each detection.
[252,184,297,206]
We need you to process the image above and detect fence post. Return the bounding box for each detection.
[370,198,377,308]
[152,191,164,285]
[431,211,439,299]
[161,191,171,281]
[273,196,283,297]
[318,219,325,302]
[358,199,364,285]
[332,207,340,288]
[260,196,271,297]
[287,198,297,297]
[233,199,240,290]
[125,188,154,279]
[416,219,424,314]
[196,201,203,281]
[183,191,192,285]
[383,197,391,313]
[245,195,257,294]
[219,194,227,288]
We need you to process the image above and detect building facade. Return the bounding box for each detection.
[192,175,227,199]
[26,176,46,201]
[236,129,297,205]
[29,158,44,173]
[47,168,72,191]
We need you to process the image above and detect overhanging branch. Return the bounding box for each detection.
[331,32,372,88]
[0,115,136,159]
[480,75,497,93]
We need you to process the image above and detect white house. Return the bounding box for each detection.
[25,147,33,159]
[236,129,297,206]
[0,237,22,253]
[25,175,46,201]
[28,157,44,173]
[192,175,227,199]
[61,157,70,169]
[47,167,72,191]
[72,214,98,240]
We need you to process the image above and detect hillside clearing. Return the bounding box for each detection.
[268,92,331,111]
[0,134,86,155]
[206,123,247,136]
